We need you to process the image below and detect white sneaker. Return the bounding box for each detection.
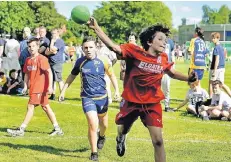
[7,128,25,137]
[49,128,64,136]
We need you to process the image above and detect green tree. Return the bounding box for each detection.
[28,1,67,30]
[93,1,172,43]
[0,1,35,33]
[216,5,230,24]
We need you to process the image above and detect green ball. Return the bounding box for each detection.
[71,5,90,24]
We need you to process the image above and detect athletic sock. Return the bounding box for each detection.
[20,124,27,131]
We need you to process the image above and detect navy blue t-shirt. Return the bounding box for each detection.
[71,55,112,98]
[210,44,225,70]
[40,37,50,55]
[49,38,65,64]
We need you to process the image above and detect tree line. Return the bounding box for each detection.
[0,1,179,44]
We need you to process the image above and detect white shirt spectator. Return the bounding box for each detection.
[2,38,20,71]
[211,91,231,110]
[97,46,117,66]
[187,88,209,107]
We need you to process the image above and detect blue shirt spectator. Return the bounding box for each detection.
[49,38,65,64]
[211,44,225,69]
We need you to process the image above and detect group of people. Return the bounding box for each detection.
[174,27,231,122]
[1,18,230,162]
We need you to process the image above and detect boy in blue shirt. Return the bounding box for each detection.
[209,32,231,98]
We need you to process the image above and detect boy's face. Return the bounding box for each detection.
[128,35,136,44]
[212,37,219,44]
[82,41,97,60]
[148,32,167,54]
[51,30,59,39]
[28,41,39,56]
[11,72,17,79]
[39,28,46,38]
[212,83,221,94]
[189,82,198,90]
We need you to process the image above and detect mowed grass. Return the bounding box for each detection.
[0,60,231,162]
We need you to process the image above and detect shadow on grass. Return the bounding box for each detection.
[0,142,89,158]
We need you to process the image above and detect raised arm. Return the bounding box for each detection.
[88,17,122,58]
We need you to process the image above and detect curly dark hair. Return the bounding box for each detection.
[139,24,170,51]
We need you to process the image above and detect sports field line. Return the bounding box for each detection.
[0,135,230,144]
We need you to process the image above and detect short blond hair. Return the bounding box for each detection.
[211,32,220,39]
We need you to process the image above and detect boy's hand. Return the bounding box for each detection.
[47,86,53,95]
[87,17,99,30]
[22,87,27,95]
[113,92,121,102]
[58,94,65,102]
[188,71,197,83]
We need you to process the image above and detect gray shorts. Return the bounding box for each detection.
[50,63,63,82]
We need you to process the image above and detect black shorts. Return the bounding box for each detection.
[50,63,63,82]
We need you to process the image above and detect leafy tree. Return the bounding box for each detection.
[201,5,230,24]
[0,1,35,34]
[216,5,230,24]
[28,1,67,30]
[93,1,172,43]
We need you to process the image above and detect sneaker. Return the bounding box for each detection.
[165,107,175,112]
[49,94,56,100]
[49,128,64,136]
[7,128,25,137]
[97,133,106,149]
[202,116,210,121]
[89,152,98,161]
[116,134,126,157]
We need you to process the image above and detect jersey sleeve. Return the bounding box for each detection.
[213,46,219,56]
[120,43,143,59]
[100,56,113,76]
[71,57,84,75]
[40,56,50,71]
[188,38,195,53]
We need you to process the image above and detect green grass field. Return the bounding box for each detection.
[0,61,231,162]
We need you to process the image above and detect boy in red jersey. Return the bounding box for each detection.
[88,18,196,162]
[7,38,63,137]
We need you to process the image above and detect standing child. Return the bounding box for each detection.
[7,38,63,137]
[188,27,209,86]
[209,32,231,97]
[59,36,120,161]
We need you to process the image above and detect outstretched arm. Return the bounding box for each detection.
[175,98,189,110]
[166,68,197,82]
[88,17,122,58]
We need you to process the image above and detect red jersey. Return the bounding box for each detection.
[120,43,173,104]
[23,54,50,94]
